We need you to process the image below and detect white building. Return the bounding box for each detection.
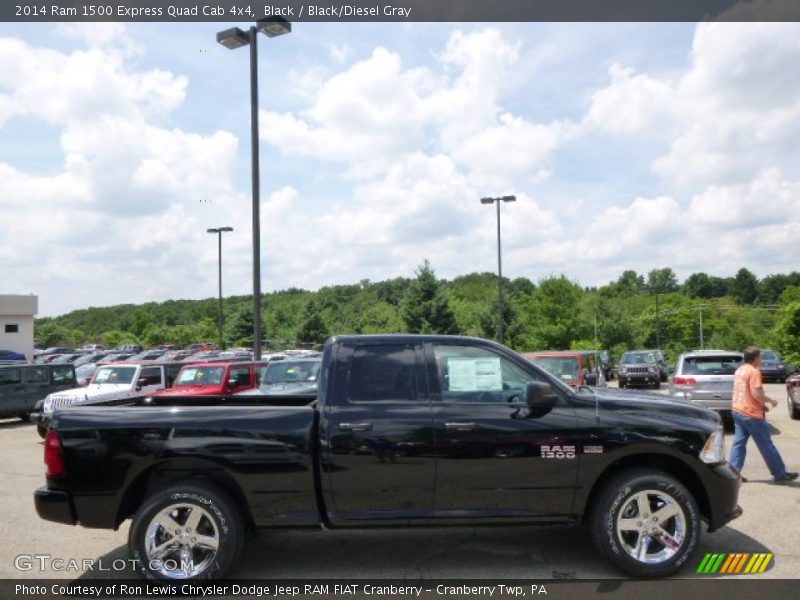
[0,294,37,361]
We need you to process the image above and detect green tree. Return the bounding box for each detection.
[647,268,679,293]
[401,261,459,334]
[523,276,585,350]
[224,305,254,346]
[731,268,759,305]
[477,296,523,347]
[684,272,714,298]
[296,301,330,346]
[613,270,646,296]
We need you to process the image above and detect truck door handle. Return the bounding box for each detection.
[445,422,476,431]
[338,422,373,432]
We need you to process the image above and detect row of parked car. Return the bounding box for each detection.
[0,345,322,434]
[526,347,798,424]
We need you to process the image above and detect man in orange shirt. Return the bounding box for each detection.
[729,347,797,484]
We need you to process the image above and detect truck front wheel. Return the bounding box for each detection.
[590,469,700,578]
[128,484,243,580]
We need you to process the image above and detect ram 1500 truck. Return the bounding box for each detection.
[34,335,741,581]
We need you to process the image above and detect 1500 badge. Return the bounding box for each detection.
[541,445,576,459]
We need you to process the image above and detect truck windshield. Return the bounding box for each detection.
[176,367,225,386]
[531,357,580,382]
[93,366,136,384]
[261,360,321,384]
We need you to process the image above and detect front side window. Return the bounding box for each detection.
[230,367,251,387]
[346,344,418,402]
[139,367,163,386]
[26,367,48,384]
[434,345,546,403]
[49,366,74,383]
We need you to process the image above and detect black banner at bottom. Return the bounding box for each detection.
[2,579,798,600]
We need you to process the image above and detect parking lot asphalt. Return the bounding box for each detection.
[1,382,798,580]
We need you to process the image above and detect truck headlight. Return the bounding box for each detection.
[699,428,725,464]
[43,396,53,414]
[648,366,656,374]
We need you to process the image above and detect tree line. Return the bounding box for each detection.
[34,263,800,364]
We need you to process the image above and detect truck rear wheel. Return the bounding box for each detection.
[590,469,700,578]
[788,395,800,420]
[128,484,243,580]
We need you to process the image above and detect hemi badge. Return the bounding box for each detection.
[584,445,604,454]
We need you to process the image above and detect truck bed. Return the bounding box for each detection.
[48,403,320,529]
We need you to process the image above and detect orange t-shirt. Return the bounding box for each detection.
[732,363,765,419]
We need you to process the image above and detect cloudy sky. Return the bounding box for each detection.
[1,22,799,316]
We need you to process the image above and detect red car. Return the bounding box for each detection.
[150,361,266,401]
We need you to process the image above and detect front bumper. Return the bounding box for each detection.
[619,372,659,385]
[704,463,743,532]
[34,486,76,525]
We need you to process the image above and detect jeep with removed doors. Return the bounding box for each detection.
[35,335,740,580]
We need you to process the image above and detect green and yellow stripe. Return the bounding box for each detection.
[697,552,773,574]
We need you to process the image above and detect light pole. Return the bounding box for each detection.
[207,227,234,349]
[480,195,516,345]
[217,17,291,360]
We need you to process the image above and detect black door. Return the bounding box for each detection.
[322,341,435,525]
[429,342,580,521]
[24,366,51,411]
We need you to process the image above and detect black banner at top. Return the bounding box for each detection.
[5,0,800,23]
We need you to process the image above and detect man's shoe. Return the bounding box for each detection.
[774,472,799,484]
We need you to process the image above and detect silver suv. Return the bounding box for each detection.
[669,350,743,421]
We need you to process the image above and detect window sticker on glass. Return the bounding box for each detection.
[447,357,503,391]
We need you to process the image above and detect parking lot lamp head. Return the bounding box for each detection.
[216,27,250,50]
[257,16,292,37]
[480,197,495,205]
[501,195,517,203]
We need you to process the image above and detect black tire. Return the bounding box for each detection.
[128,484,243,581]
[618,379,626,389]
[653,381,661,390]
[590,469,700,578]
[788,395,800,420]
[37,424,47,439]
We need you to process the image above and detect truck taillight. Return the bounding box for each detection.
[44,430,65,477]
[673,377,697,386]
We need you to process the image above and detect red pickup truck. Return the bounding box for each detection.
[149,361,266,401]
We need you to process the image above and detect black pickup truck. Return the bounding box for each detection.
[35,335,741,580]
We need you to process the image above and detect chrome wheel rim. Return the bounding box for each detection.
[616,489,686,564]
[144,503,219,578]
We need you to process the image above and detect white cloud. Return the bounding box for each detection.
[586,23,800,186]
[261,29,565,182]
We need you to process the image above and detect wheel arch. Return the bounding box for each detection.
[115,460,255,530]
[580,453,711,526]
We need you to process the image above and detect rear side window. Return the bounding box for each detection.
[347,344,418,402]
[26,367,48,384]
[0,368,21,385]
[49,366,74,384]
[682,355,742,375]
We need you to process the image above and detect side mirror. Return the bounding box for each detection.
[136,378,148,390]
[526,381,557,408]
[227,379,237,389]
[585,372,598,386]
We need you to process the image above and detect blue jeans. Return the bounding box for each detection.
[729,411,787,479]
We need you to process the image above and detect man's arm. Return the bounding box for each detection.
[752,386,777,409]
